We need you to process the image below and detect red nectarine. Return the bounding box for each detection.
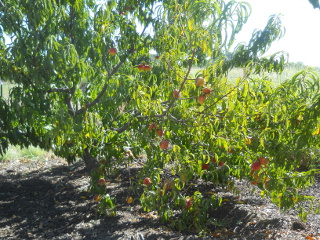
[143,177,152,186]
[160,140,169,150]
[251,161,261,171]
[98,178,106,186]
[198,95,206,104]
[185,198,192,210]
[109,47,117,56]
[149,123,157,131]
[202,163,209,170]
[143,64,151,71]
[173,89,181,98]
[137,64,144,71]
[157,129,164,137]
[202,87,211,95]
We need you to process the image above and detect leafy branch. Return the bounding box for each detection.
[70,22,151,116]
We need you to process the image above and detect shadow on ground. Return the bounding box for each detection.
[1,160,319,239]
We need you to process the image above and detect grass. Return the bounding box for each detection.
[1,63,319,99]
[1,82,51,163]
[0,82,15,100]
[0,145,51,162]
[190,63,320,86]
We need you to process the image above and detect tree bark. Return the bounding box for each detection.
[82,148,99,173]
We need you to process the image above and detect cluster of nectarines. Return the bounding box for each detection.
[195,76,212,105]
[149,123,157,131]
[250,157,270,186]
[251,156,270,171]
[137,63,151,71]
[92,178,107,202]
[201,157,225,170]
[148,123,164,137]
[149,123,168,148]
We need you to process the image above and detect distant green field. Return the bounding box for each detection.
[0,81,15,100]
[1,63,319,100]
[191,63,320,86]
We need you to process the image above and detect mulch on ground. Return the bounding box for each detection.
[0,156,320,239]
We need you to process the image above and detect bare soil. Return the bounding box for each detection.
[1,156,320,240]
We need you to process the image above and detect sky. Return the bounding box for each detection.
[234,0,320,67]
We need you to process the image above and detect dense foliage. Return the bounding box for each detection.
[309,0,320,9]
[1,0,320,234]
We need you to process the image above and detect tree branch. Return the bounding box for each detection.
[108,48,198,132]
[73,21,152,116]
[74,60,126,116]
[65,86,76,115]
[110,121,131,134]
[166,49,197,112]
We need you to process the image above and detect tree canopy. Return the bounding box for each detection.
[1,0,320,233]
[309,0,320,9]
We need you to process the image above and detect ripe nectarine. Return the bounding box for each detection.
[218,161,225,166]
[258,157,269,166]
[202,163,209,170]
[173,89,181,98]
[143,177,152,186]
[149,123,157,131]
[251,161,261,171]
[160,140,169,150]
[157,129,164,137]
[195,76,205,87]
[202,87,211,95]
[109,47,117,56]
[126,196,133,204]
[98,178,106,186]
[137,64,144,71]
[198,95,206,104]
[185,198,192,210]
[143,64,151,71]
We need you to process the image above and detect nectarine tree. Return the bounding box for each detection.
[1,0,319,233]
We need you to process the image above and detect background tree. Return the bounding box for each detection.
[1,0,319,233]
[309,0,320,9]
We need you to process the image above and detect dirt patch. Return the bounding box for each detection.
[0,157,320,239]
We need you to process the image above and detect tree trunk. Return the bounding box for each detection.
[82,148,99,173]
